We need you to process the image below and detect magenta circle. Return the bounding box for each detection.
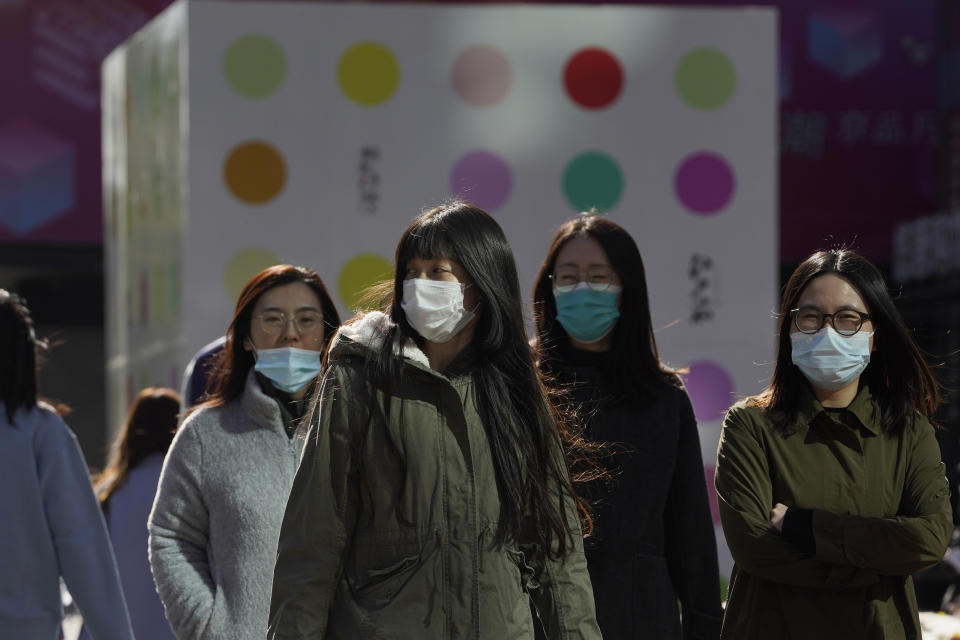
[674,152,736,215]
[449,150,513,212]
[451,45,512,107]
[683,359,735,422]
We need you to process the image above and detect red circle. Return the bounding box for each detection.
[563,47,623,109]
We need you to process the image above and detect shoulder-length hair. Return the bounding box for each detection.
[95,387,180,505]
[759,248,939,431]
[368,201,582,557]
[206,265,341,407]
[0,289,43,423]
[532,214,678,398]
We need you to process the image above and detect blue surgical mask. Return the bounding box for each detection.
[790,327,872,391]
[554,283,622,344]
[252,346,322,393]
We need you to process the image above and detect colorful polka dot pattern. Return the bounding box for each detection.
[338,42,401,106]
[223,141,287,204]
[214,37,741,306]
[223,248,281,300]
[224,34,286,99]
[338,253,393,312]
[450,150,513,212]
[682,359,735,423]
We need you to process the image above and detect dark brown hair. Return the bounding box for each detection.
[95,387,180,505]
[205,265,341,407]
[0,289,43,423]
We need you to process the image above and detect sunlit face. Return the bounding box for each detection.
[792,273,874,349]
[553,235,622,303]
[403,254,480,311]
[244,281,325,352]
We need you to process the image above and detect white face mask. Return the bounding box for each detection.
[790,327,873,391]
[400,279,476,343]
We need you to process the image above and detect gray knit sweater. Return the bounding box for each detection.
[148,371,302,640]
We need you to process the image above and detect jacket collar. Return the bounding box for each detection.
[239,369,284,433]
[792,381,880,435]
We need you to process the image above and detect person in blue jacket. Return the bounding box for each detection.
[0,289,134,640]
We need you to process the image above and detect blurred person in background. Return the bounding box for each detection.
[149,264,341,640]
[79,387,181,640]
[0,289,134,640]
[531,214,722,639]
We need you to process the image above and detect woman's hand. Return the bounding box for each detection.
[770,503,788,532]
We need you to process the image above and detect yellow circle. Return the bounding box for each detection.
[223,141,287,204]
[223,248,281,301]
[337,42,400,106]
[338,253,393,311]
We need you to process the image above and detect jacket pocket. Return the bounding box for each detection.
[347,532,438,611]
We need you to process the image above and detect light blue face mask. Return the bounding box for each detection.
[554,284,622,344]
[252,346,322,393]
[790,327,873,391]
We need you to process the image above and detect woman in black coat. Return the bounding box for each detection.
[532,215,722,640]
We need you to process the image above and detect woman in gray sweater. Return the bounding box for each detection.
[148,265,341,640]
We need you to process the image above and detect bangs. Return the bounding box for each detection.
[396,215,457,266]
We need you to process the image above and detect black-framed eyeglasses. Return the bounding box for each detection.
[254,310,324,336]
[790,307,872,336]
[550,266,619,292]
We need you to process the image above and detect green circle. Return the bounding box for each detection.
[224,34,287,99]
[337,42,400,106]
[562,152,624,214]
[338,253,393,311]
[675,47,736,110]
[223,248,281,300]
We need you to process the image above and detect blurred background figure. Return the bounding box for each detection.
[179,336,226,414]
[532,215,722,639]
[149,264,341,640]
[79,387,181,640]
[0,289,134,640]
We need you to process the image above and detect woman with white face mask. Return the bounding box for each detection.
[715,249,951,639]
[149,265,340,640]
[269,202,601,640]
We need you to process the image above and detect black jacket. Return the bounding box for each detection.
[558,347,722,640]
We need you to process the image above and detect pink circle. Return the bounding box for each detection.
[683,359,735,423]
[674,152,736,215]
[450,149,513,212]
[451,45,512,107]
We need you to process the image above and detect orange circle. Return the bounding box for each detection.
[223,141,287,204]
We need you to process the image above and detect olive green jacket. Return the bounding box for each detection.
[269,312,600,640]
[716,384,952,639]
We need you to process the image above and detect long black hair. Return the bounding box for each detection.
[364,201,580,556]
[205,265,341,407]
[0,289,43,423]
[759,248,939,432]
[532,214,678,399]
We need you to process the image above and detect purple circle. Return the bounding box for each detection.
[450,150,513,212]
[683,359,735,422]
[674,152,736,215]
[451,45,512,107]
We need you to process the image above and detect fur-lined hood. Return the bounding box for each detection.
[328,310,431,370]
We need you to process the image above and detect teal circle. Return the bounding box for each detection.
[223,34,287,99]
[674,47,736,110]
[562,152,624,213]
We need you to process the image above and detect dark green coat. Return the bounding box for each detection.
[716,384,952,639]
[269,313,600,640]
